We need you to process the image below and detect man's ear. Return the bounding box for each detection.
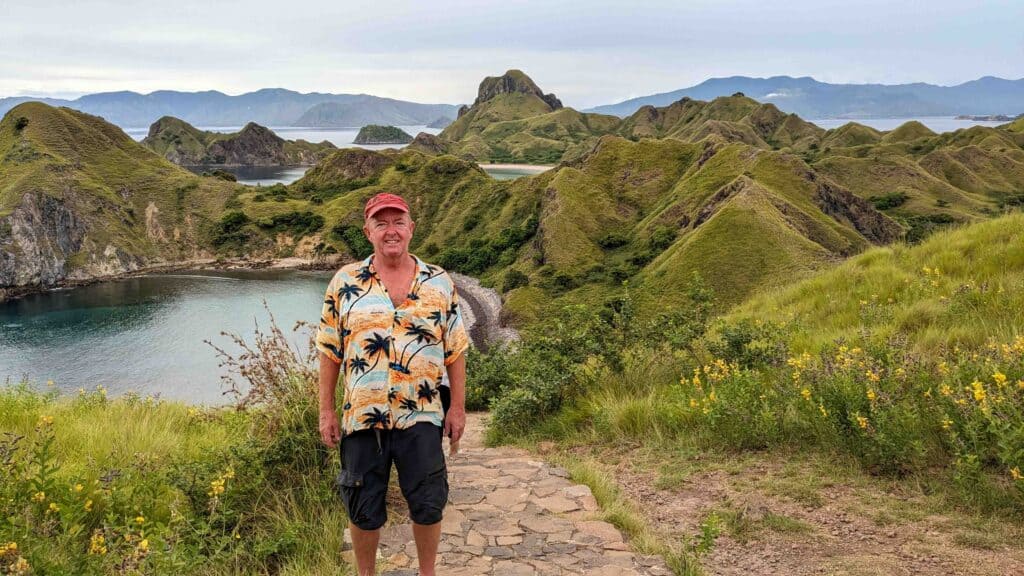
[362,222,370,240]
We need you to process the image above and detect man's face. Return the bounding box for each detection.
[364,207,415,259]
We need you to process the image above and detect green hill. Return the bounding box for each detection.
[0,103,241,297]
[727,211,1024,353]
[617,95,824,150]
[231,134,900,323]
[438,70,620,164]
[142,116,335,166]
[352,124,413,144]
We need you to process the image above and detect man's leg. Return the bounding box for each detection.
[338,430,390,576]
[394,423,449,576]
[350,524,381,576]
[412,522,442,576]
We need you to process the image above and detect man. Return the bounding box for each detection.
[315,192,469,576]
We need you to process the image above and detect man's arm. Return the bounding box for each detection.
[319,352,342,447]
[443,353,466,443]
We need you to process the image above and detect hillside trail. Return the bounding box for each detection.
[359,413,672,575]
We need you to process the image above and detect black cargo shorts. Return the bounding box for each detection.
[336,422,448,530]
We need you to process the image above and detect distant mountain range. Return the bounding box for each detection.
[0,88,460,128]
[587,76,1024,119]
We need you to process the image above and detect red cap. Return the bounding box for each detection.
[364,193,410,220]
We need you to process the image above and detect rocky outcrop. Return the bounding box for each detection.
[142,117,334,166]
[474,70,563,111]
[813,179,904,245]
[205,123,288,165]
[0,192,86,292]
[407,132,449,155]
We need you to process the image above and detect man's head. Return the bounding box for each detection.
[363,193,415,259]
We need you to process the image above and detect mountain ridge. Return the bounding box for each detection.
[587,75,1024,118]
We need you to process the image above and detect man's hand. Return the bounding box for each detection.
[319,409,341,448]
[444,406,466,444]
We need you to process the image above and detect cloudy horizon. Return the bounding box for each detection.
[2,0,1022,108]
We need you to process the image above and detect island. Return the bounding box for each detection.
[353,124,414,145]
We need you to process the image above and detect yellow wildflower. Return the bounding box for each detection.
[1012,467,1022,481]
[11,557,29,574]
[971,380,986,403]
[941,417,953,430]
[866,388,877,402]
[138,538,149,552]
[4,542,16,553]
[88,532,107,555]
[223,467,235,480]
[73,483,83,493]
[923,388,932,399]
[865,370,880,383]
[689,398,698,409]
[992,371,1007,387]
[135,514,145,525]
[818,404,828,417]
[801,388,812,401]
[37,415,54,427]
[707,390,717,403]
[939,383,952,397]
[938,361,949,375]
[46,502,60,514]
[124,534,133,543]
[84,499,93,512]
[1018,379,1024,390]
[856,414,869,430]
[922,266,931,275]
[31,491,45,503]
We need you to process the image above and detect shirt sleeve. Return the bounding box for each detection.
[443,281,470,366]
[315,274,343,364]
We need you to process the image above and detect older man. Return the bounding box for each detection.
[315,192,469,576]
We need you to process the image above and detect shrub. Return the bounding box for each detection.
[14,116,29,131]
[330,223,373,259]
[502,270,529,292]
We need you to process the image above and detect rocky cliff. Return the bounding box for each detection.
[142,117,335,166]
[0,103,237,299]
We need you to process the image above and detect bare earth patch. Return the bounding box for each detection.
[556,442,1024,576]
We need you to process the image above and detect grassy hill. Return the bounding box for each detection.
[223,133,900,323]
[0,103,241,295]
[726,211,1024,353]
[438,70,620,164]
[142,116,335,166]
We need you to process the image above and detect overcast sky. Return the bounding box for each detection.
[2,0,1022,108]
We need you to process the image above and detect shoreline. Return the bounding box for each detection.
[477,163,555,172]
[0,255,340,303]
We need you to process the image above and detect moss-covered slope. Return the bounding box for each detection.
[0,103,240,295]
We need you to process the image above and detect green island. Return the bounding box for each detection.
[2,69,1024,574]
[352,124,414,145]
[141,116,336,166]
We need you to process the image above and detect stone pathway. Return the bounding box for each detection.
[351,414,672,576]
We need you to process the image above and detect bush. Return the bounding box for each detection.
[14,116,29,131]
[869,192,909,210]
[502,270,529,292]
[331,223,373,259]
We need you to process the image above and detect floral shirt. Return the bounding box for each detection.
[315,253,469,434]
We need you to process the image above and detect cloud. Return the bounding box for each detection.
[1,0,1021,108]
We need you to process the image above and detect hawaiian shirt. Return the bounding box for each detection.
[315,253,470,434]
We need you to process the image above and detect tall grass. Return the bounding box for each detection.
[0,312,350,575]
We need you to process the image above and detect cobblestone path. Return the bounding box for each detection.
[359,414,672,576]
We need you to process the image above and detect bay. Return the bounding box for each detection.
[0,269,333,405]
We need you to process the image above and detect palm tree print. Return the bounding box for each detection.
[315,253,469,435]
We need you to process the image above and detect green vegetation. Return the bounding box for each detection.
[475,213,1024,522]
[141,117,335,166]
[0,320,348,575]
[352,125,413,144]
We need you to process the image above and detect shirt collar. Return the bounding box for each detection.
[364,253,432,278]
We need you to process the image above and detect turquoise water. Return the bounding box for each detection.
[0,269,333,404]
